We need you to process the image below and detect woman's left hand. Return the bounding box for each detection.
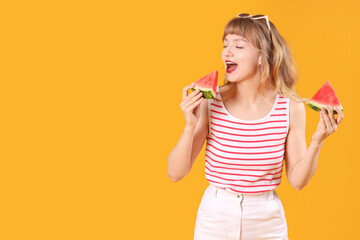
[312,105,344,144]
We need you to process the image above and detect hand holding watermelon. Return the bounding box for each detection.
[312,105,344,144]
[307,81,344,143]
[180,82,205,128]
[179,70,218,128]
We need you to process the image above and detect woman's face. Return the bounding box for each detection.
[222,34,262,82]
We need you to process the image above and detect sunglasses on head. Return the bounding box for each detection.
[237,13,271,31]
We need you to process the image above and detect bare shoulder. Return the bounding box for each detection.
[289,98,306,129]
[289,98,305,113]
[218,85,228,93]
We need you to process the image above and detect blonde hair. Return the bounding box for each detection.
[218,16,309,104]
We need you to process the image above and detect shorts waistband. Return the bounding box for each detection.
[208,184,275,201]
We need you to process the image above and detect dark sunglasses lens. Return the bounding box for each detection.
[238,13,250,17]
[252,15,265,18]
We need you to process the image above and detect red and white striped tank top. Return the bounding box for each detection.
[205,85,290,194]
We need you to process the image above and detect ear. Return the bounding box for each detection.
[258,54,262,65]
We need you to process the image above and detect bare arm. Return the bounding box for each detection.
[167,98,209,182]
[285,100,344,190]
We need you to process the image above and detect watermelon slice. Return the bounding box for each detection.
[306,81,343,114]
[191,70,218,99]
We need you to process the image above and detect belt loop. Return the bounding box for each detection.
[215,187,218,198]
[271,190,275,200]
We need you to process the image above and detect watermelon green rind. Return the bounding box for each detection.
[191,87,215,99]
[306,101,343,114]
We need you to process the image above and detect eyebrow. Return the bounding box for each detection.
[224,38,247,42]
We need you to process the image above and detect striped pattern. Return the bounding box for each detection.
[205,85,290,194]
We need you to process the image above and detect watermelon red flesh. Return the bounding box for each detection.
[191,70,218,99]
[306,81,343,114]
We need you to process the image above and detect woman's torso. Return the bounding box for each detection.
[204,85,290,194]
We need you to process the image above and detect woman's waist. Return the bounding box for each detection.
[208,183,276,201]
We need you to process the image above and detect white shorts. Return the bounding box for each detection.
[194,184,289,240]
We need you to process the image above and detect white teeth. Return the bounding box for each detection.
[226,62,237,65]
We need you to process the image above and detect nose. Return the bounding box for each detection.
[223,46,234,57]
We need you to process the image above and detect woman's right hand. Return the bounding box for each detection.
[180,82,205,128]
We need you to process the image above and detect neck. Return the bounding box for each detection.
[235,81,260,104]
[233,74,275,106]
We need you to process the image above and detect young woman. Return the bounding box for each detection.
[167,13,344,240]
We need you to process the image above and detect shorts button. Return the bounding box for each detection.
[237,195,240,198]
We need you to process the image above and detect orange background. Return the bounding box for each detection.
[0,0,359,239]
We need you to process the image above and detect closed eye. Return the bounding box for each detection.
[223,46,244,49]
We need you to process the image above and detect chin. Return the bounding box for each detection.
[226,73,241,81]
[229,76,247,84]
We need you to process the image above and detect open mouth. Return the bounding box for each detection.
[226,62,238,73]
